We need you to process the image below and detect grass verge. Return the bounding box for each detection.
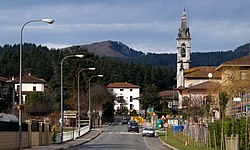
[157,131,210,150]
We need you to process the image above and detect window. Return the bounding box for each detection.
[181,43,186,57]
[130,104,133,110]
[33,86,36,91]
[240,72,247,80]
[120,89,124,91]
[130,96,133,102]
[130,89,133,91]
[17,85,20,92]
[118,96,124,102]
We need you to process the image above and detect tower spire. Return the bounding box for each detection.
[178,8,190,39]
[176,8,191,88]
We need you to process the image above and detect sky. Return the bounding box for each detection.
[0,0,250,53]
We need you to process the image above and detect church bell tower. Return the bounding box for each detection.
[176,9,191,88]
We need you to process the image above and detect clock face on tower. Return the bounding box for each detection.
[181,43,186,57]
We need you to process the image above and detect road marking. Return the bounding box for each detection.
[107,132,141,135]
[143,137,152,150]
[119,132,141,135]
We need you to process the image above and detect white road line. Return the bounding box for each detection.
[143,137,152,150]
[107,132,142,135]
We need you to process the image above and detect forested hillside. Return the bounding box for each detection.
[0,43,176,113]
[1,42,249,114]
[77,41,250,68]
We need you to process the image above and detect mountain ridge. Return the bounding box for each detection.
[64,40,250,68]
[79,40,144,58]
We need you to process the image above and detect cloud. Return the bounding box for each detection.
[0,0,250,53]
[43,43,72,49]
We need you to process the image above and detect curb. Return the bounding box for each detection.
[67,130,104,149]
[158,136,180,150]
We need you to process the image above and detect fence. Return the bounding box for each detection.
[55,120,90,143]
[225,134,239,150]
[0,121,51,150]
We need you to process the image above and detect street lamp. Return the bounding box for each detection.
[19,18,54,149]
[88,75,103,130]
[60,54,84,143]
[77,67,95,137]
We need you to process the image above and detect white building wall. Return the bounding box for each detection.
[15,83,45,92]
[110,87,140,111]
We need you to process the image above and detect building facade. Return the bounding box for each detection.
[107,82,140,114]
[216,55,250,117]
[13,74,46,103]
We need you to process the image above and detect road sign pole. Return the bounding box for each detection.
[164,122,168,141]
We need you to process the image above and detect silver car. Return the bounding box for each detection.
[142,126,156,137]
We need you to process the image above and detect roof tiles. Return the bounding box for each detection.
[107,82,140,88]
[184,66,221,79]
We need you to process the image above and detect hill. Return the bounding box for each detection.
[65,41,250,68]
[79,41,144,58]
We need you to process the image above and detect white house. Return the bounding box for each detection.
[13,74,46,103]
[107,82,140,113]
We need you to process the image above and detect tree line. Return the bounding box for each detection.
[0,43,176,118]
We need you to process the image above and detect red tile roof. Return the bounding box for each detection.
[13,75,46,83]
[216,55,250,70]
[189,81,220,90]
[175,81,220,91]
[159,90,174,97]
[107,82,140,88]
[184,66,221,79]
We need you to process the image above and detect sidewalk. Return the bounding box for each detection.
[24,124,109,150]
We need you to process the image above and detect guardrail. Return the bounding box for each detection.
[55,125,89,143]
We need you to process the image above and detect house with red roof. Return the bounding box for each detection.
[107,82,140,114]
[174,55,250,122]
[215,55,250,117]
[13,74,46,104]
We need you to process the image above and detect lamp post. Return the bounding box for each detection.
[77,67,95,137]
[88,75,103,130]
[60,54,84,143]
[19,18,54,149]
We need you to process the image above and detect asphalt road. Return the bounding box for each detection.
[71,118,173,150]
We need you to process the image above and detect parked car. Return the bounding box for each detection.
[128,119,136,125]
[121,116,130,124]
[142,126,156,137]
[128,122,139,133]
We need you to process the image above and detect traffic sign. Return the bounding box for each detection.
[164,122,169,128]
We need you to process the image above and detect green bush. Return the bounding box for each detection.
[208,118,249,150]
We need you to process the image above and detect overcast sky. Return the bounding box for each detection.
[0,0,250,53]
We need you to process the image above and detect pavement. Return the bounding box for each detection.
[24,124,110,150]
[24,120,178,150]
[142,120,179,150]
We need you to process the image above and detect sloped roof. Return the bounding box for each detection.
[216,55,250,70]
[175,81,220,91]
[0,76,7,82]
[159,90,174,97]
[13,75,46,83]
[189,81,220,90]
[184,66,221,79]
[107,82,140,88]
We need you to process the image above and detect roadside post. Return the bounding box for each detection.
[164,122,169,141]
